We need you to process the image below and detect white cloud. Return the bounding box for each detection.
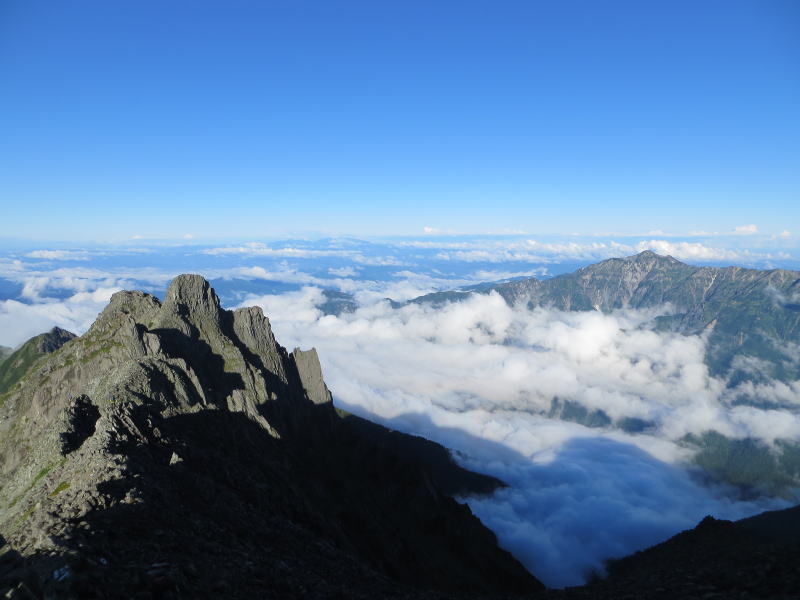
[202,243,356,259]
[423,226,441,234]
[25,250,91,261]
[351,254,409,266]
[245,291,800,447]
[423,236,787,265]
[467,268,549,281]
[328,266,359,277]
[0,287,120,347]
[734,224,759,235]
[634,240,743,261]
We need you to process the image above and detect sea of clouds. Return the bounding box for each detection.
[242,288,798,587]
[1,235,799,586]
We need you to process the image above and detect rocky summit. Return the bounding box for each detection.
[0,275,540,599]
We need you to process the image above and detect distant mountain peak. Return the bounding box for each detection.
[620,249,680,265]
[631,249,668,259]
[36,326,77,353]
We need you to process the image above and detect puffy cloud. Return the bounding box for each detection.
[328,266,359,277]
[633,240,743,261]
[734,224,759,235]
[0,287,120,347]
[255,292,800,444]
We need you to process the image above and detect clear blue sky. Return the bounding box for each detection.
[1,0,798,240]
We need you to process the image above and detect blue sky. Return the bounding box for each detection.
[1,0,798,239]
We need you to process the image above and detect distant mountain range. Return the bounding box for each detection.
[408,250,800,386]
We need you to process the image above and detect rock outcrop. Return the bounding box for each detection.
[0,275,541,599]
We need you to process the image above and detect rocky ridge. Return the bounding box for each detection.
[0,275,540,599]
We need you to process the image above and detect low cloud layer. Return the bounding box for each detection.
[242,289,799,587]
[430,237,786,264]
[0,287,121,348]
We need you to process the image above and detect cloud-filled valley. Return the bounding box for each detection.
[1,236,799,587]
[243,287,799,587]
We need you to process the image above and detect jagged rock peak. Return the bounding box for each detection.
[162,274,222,317]
[293,347,332,405]
[89,290,161,335]
[36,327,77,353]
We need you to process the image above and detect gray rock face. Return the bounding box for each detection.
[292,347,332,405]
[0,275,540,598]
[35,328,77,354]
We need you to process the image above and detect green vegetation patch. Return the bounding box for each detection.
[6,462,59,509]
[0,338,46,395]
[81,340,122,363]
[684,431,800,496]
[548,397,611,428]
[334,406,352,419]
[49,482,71,497]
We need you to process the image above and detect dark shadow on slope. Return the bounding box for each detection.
[340,414,504,497]
[3,408,542,599]
[148,326,244,407]
[594,513,800,599]
[337,407,800,592]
